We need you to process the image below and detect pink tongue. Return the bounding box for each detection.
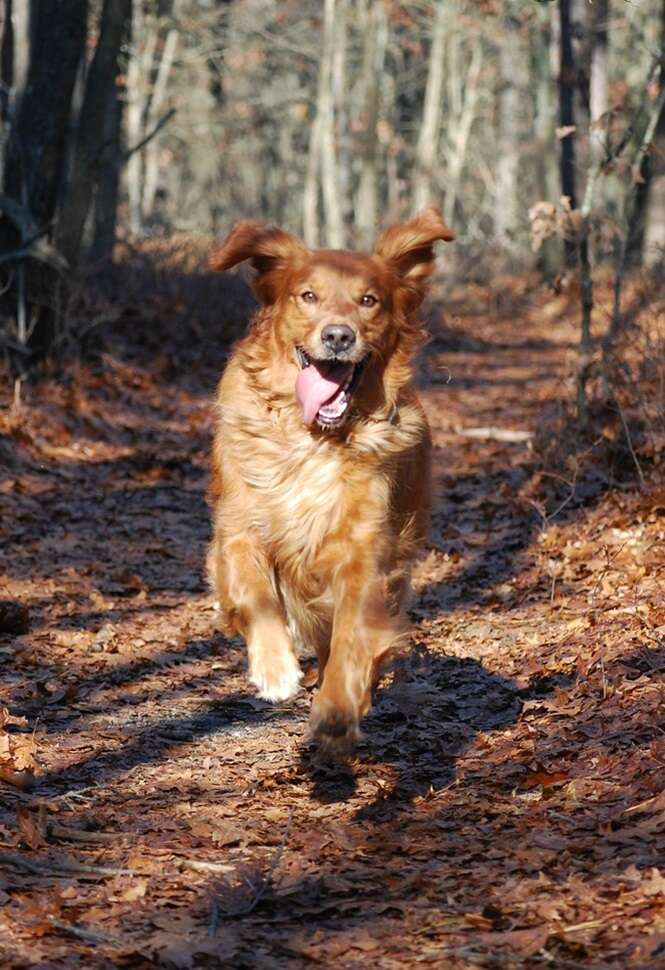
[295,360,353,425]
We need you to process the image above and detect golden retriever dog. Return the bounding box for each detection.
[207,208,454,751]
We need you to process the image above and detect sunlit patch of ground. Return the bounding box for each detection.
[0,271,663,968]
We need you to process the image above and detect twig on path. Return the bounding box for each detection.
[456,426,533,443]
[615,400,645,488]
[181,859,236,874]
[0,850,142,879]
[46,822,126,846]
[215,807,294,920]
[256,805,293,892]
[622,791,665,815]
[0,764,35,791]
[36,784,103,807]
[47,916,120,946]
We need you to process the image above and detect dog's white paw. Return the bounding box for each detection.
[250,654,303,702]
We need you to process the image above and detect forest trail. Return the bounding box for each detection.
[0,278,663,969]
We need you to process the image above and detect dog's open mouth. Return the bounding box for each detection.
[295,348,365,428]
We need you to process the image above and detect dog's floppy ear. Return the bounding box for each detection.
[374,207,454,285]
[210,220,306,301]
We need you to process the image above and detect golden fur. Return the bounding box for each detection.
[207,208,454,751]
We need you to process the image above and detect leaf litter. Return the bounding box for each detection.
[0,269,663,968]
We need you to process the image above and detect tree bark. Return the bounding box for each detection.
[332,0,352,235]
[3,0,87,231]
[444,37,482,226]
[412,0,446,214]
[1,0,87,358]
[90,64,125,263]
[319,0,344,248]
[126,0,157,236]
[635,0,665,267]
[532,5,561,272]
[355,0,387,248]
[494,11,526,247]
[558,0,577,265]
[57,0,131,268]
[142,24,178,222]
[588,0,609,167]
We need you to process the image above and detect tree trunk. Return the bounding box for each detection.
[126,0,157,236]
[412,0,446,214]
[90,64,125,263]
[494,11,526,247]
[355,0,387,248]
[1,0,13,122]
[533,4,561,272]
[319,0,344,248]
[57,0,131,268]
[332,0,352,234]
[1,0,87,358]
[142,24,178,222]
[588,0,609,166]
[444,36,482,226]
[635,0,665,267]
[558,0,577,265]
[3,0,87,231]
[302,34,323,246]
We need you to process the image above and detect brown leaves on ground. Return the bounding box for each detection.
[0,265,663,968]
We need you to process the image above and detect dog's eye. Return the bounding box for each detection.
[301,290,318,304]
[360,294,378,308]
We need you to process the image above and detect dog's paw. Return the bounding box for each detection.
[249,652,303,703]
[309,694,360,757]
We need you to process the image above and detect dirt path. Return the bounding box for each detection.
[0,280,663,969]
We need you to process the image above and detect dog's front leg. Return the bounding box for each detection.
[212,535,302,702]
[310,555,403,753]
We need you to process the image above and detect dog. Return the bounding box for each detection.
[207,207,454,751]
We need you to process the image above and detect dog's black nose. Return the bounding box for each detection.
[321,324,356,354]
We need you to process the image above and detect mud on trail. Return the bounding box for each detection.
[0,272,663,969]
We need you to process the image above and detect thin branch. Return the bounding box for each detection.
[603,82,665,388]
[615,400,646,488]
[123,107,177,161]
[456,426,532,443]
[220,807,294,918]
[180,859,236,875]
[0,850,141,878]
[46,823,127,845]
[47,917,120,946]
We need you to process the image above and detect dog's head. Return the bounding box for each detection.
[210,208,454,430]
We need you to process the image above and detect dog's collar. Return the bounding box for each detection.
[366,404,398,425]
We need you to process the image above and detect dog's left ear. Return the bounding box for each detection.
[374,207,454,285]
[210,220,305,274]
[210,220,306,302]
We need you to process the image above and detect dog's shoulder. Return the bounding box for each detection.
[350,391,430,459]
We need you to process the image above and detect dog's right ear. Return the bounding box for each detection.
[210,221,306,301]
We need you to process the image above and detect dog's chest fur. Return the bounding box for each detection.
[222,404,389,571]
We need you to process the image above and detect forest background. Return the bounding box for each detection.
[1,4,665,967]
[0,0,663,382]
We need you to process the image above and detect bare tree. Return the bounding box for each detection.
[635,0,665,266]
[412,0,447,214]
[588,0,609,167]
[319,0,344,247]
[558,0,578,265]
[494,9,528,247]
[355,0,387,249]
[1,0,87,356]
[443,33,482,226]
[57,0,131,268]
